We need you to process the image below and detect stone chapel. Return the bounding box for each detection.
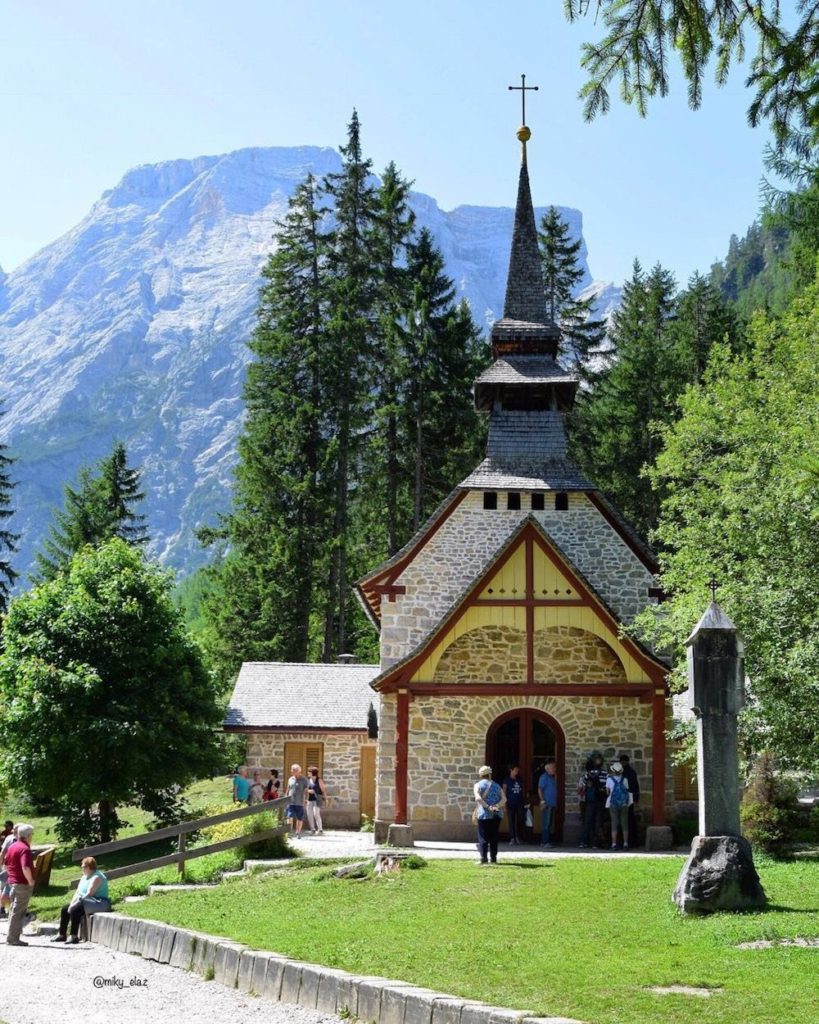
[355,120,672,845]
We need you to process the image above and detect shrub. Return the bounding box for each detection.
[671,814,698,846]
[402,854,428,870]
[360,814,374,833]
[198,805,292,861]
[741,751,799,856]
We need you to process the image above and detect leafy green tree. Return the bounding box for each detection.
[0,415,18,614]
[564,1,819,150]
[0,539,222,842]
[538,206,607,362]
[36,442,148,581]
[634,273,819,772]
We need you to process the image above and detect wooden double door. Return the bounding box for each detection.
[485,708,565,840]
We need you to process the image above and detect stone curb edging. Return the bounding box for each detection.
[88,913,583,1024]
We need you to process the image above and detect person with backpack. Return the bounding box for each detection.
[605,761,633,850]
[577,752,606,848]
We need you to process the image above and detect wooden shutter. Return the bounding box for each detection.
[283,742,324,778]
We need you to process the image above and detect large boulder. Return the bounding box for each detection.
[673,835,766,914]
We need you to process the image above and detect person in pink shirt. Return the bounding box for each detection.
[5,823,35,946]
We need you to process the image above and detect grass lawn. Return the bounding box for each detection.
[18,774,244,921]
[120,855,819,1024]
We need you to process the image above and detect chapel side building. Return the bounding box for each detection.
[356,125,672,844]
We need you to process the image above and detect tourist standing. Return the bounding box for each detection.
[0,821,15,920]
[286,763,308,838]
[51,856,110,944]
[538,758,558,848]
[263,769,280,801]
[305,766,327,834]
[248,770,265,804]
[502,765,525,845]
[5,823,35,946]
[577,752,606,848]
[620,754,640,846]
[473,765,506,865]
[605,761,633,850]
[232,766,251,804]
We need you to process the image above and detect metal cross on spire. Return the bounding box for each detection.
[708,577,720,602]
[508,74,539,126]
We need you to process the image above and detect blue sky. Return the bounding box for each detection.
[1,0,777,286]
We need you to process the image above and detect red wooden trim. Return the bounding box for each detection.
[475,598,584,607]
[529,530,668,684]
[586,492,660,575]
[375,523,532,689]
[373,519,669,693]
[372,584,407,602]
[395,691,410,825]
[358,490,469,620]
[382,490,469,586]
[652,691,667,826]
[525,535,534,685]
[386,682,654,698]
[485,707,566,841]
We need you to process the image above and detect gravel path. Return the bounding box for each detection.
[0,923,343,1024]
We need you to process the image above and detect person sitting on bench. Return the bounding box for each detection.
[52,856,110,944]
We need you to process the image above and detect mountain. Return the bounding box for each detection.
[0,145,618,581]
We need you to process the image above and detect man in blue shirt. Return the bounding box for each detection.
[502,766,525,845]
[538,758,558,848]
[232,765,251,804]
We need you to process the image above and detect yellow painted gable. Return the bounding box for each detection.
[408,528,651,685]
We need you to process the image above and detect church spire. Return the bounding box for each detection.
[491,80,560,359]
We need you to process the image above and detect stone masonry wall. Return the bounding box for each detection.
[379,491,656,669]
[246,730,373,827]
[434,625,627,684]
[375,693,668,838]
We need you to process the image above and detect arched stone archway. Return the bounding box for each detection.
[485,707,566,840]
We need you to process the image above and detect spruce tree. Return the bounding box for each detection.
[673,272,740,381]
[320,110,379,658]
[570,260,681,537]
[538,206,607,363]
[369,161,416,555]
[36,442,148,581]
[0,417,18,614]
[204,174,330,673]
[405,232,485,531]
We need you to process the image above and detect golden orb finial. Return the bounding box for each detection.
[516,125,532,143]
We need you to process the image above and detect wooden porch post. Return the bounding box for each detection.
[395,689,410,825]
[652,689,667,825]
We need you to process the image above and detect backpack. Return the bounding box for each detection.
[609,776,629,808]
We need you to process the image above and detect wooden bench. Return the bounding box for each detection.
[31,845,56,892]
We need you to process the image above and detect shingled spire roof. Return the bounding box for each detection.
[491,128,561,360]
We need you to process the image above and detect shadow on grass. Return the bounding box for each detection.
[498,861,553,870]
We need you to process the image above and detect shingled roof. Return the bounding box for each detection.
[460,410,594,490]
[224,662,380,731]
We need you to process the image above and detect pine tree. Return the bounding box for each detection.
[405,232,485,531]
[0,415,18,614]
[538,206,607,362]
[570,260,681,537]
[672,272,740,381]
[320,110,379,658]
[36,443,148,581]
[204,174,331,672]
[369,161,416,555]
[100,442,148,544]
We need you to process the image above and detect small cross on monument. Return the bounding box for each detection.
[508,73,539,126]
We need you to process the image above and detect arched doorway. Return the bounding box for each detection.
[485,708,565,841]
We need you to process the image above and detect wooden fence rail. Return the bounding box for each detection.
[70,797,289,888]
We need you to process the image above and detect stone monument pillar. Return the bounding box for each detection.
[673,600,766,913]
